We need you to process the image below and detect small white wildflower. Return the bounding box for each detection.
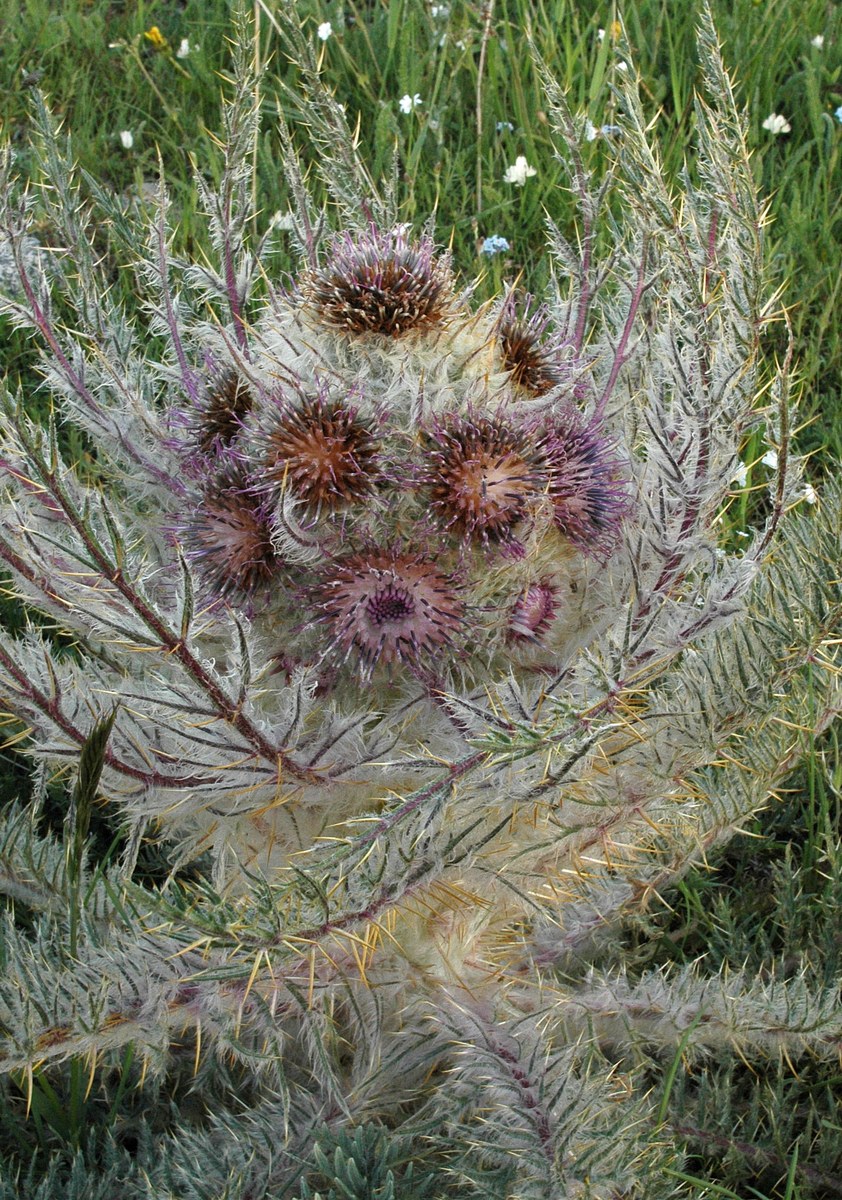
[585,120,598,142]
[736,529,750,539]
[732,462,748,488]
[762,112,791,135]
[430,3,450,16]
[617,61,629,71]
[761,449,779,469]
[596,28,606,41]
[176,37,191,58]
[496,120,515,133]
[835,105,842,124]
[811,35,824,48]
[503,155,537,186]
[317,21,332,41]
[399,93,422,114]
[119,130,134,150]
[801,483,818,505]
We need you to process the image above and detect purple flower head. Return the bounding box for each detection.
[507,581,559,642]
[314,545,465,679]
[256,385,381,514]
[420,414,548,546]
[303,226,454,337]
[545,409,631,560]
[178,459,284,604]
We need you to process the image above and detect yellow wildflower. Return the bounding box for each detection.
[144,25,168,51]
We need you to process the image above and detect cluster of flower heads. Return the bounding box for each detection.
[170,227,630,686]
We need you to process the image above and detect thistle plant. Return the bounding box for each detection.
[0,5,840,1197]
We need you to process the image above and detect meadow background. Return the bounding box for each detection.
[0,0,841,1195]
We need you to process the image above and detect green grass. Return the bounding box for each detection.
[1,0,841,1195]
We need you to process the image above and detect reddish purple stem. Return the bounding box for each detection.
[595,236,652,420]
[7,418,316,784]
[223,194,249,352]
[0,642,211,789]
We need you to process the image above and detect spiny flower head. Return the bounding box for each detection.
[421,415,547,546]
[179,461,283,601]
[257,389,380,513]
[545,409,630,559]
[303,226,454,337]
[315,547,465,679]
[176,368,254,458]
[507,580,559,642]
[497,295,564,396]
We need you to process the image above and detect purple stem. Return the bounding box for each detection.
[9,419,316,784]
[573,220,593,356]
[0,642,211,789]
[14,243,184,489]
[16,247,104,419]
[155,202,200,399]
[627,216,729,634]
[563,134,594,356]
[702,207,719,299]
[0,528,75,612]
[671,1123,842,1194]
[594,236,652,420]
[222,193,249,353]
[355,751,486,851]
[494,1040,556,1161]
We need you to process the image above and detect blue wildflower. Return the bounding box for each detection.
[496,121,515,133]
[480,235,510,256]
[586,122,622,142]
[835,105,842,124]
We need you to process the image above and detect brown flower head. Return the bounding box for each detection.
[317,549,465,678]
[422,416,546,544]
[181,462,282,600]
[304,226,453,337]
[497,295,564,396]
[190,370,254,455]
[260,392,379,512]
